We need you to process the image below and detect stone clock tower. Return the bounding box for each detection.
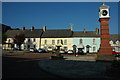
[99,2,112,55]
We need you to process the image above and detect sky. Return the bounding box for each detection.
[2,2,119,34]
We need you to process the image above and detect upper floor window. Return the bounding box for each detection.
[57,40,60,44]
[80,39,83,44]
[44,40,47,44]
[116,40,120,45]
[33,38,36,42]
[52,40,55,45]
[64,40,67,45]
[28,38,30,42]
[93,39,95,44]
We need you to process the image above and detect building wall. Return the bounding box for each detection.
[4,38,41,50]
[2,38,14,50]
[72,37,101,53]
[23,38,41,50]
[3,37,120,53]
[41,38,73,50]
[110,40,120,52]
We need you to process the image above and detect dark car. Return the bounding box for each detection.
[37,48,47,53]
[13,48,19,51]
[78,50,84,55]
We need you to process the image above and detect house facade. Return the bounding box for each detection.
[110,34,120,52]
[72,28,100,53]
[41,27,73,51]
[3,25,120,53]
[3,26,43,50]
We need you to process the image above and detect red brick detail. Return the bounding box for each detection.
[99,18,112,55]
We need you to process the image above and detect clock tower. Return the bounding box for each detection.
[99,2,112,55]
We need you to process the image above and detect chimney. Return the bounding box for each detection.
[31,26,34,31]
[70,24,73,31]
[83,28,86,33]
[22,26,25,30]
[43,26,46,32]
[96,28,99,34]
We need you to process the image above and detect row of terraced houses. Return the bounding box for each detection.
[3,25,120,53]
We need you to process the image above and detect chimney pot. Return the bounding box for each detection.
[22,26,25,30]
[43,26,46,32]
[70,24,73,31]
[96,28,99,34]
[84,28,86,33]
[31,26,34,31]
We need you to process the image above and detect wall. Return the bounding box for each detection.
[72,37,100,53]
[41,38,73,50]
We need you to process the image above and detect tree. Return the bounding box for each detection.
[2,33,7,44]
[13,34,25,50]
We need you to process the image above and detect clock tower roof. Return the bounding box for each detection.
[100,2,109,9]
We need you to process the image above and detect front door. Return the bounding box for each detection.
[86,45,90,53]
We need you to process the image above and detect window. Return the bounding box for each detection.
[33,45,36,48]
[27,45,30,49]
[93,39,95,44]
[64,40,67,45]
[8,44,11,48]
[93,47,96,51]
[33,38,36,42]
[28,38,30,42]
[57,40,60,44]
[52,40,55,45]
[44,40,47,44]
[8,39,10,43]
[80,39,83,44]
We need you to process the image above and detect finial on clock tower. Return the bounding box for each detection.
[102,2,104,5]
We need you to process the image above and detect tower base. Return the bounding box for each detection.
[99,47,112,55]
[96,54,115,61]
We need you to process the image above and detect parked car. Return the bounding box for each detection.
[29,48,37,52]
[37,48,46,53]
[13,48,19,51]
[59,50,65,54]
[112,51,120,55]
[67,50,73,55]
[77,50,84,55]
[47,47,53,52]
[112,51,120,57]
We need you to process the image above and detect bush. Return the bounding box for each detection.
[54,52,61,56]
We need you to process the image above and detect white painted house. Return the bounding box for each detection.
[72,28,100,53]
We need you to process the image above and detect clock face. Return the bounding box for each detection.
[102,10,108,16]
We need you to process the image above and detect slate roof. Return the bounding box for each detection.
[100,3,109,9]
[41,29,73,38]
[110,34,120,42]
[72,31,100,37]
[6,29,43,38]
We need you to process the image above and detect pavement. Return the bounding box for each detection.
[38,59,113,78]
[2,53,60,79]
[63,54,97,61]
[2,52,120,79]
